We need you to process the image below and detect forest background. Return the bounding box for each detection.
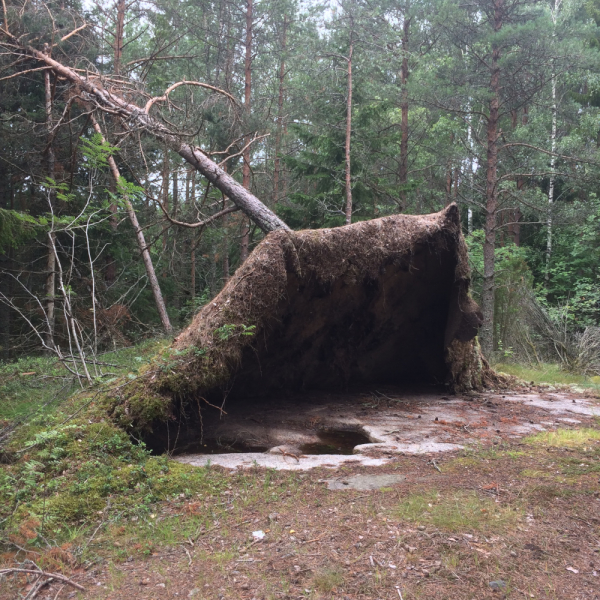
[1,0,600,374]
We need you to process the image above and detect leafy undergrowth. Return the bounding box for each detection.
[0,339,179,551]
[494,361,600,390]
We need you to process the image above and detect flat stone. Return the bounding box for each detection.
[323,473,406,490]
[176,452,389,471]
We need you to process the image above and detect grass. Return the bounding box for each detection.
[394,490,522,532]
[311,567,345,593]
[0,338,168,422]
[524,427,600,447]
[493,362,600,389]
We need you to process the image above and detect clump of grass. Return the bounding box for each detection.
[311,567,345,593]
[394,490,522,532]
[524,428,600,448]
[493,362,599,388]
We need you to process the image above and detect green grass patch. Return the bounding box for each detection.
[311,567,345,593]
[493,362,600,388]
[394,490,522,532]
[0,338,168,422]
[523,428,600,448]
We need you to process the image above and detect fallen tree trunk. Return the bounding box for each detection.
[4,34,289,234]
[102,204,501,438]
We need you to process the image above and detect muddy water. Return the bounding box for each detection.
[299,430,371,455]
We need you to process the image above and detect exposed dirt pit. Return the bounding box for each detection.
[173,385,599,471]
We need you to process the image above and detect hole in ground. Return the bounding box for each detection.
[169,427,371,457]
[298,429,371,455]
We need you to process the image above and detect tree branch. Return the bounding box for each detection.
[145,80,239,113]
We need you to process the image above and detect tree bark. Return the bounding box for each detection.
[399,3,410,210]
[480,0,503,358]
[546,0,561,283]
[14,41,290,234]
[240,0,253,262]
[113,0,125,77]
[344,27,354,225]
[90,116,173,333]
[44,66,56,352]
[273,15,288,204]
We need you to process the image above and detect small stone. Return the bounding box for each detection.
[489,580,506,591]
[188,589,200,598]
[156,582,166,588]
[417,525,426,531]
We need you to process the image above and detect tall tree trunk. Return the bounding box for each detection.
[44,67,56,352]
[191,237,196,300]
[91,116,173,333]
[480,0,503,358]
[240,0,253,262]
[113,0,125,77]
[162,149,169,253]
[273,15,288,204]
[344,28,354,225]
[509,106,527,246]
[399,3,410,210]
[546,0,561,283]
[467,103,474,235]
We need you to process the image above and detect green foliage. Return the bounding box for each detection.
[80,133,119,169]
[0,208,44,252]
[214,323,256,341]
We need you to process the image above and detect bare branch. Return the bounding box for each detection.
[218,133,269,167]
[59,22,87,43]
[0,65,51,81]
[145,80,239,113]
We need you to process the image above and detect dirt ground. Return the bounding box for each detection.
[2,386,599,600]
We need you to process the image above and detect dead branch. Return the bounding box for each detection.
[0,568,85,591]
[124,54,196,69]
[159,204,239,229]
[0,34,288,233]
[59,23,87,44]
[218,133,269,167]
[145,80,239,113]
[0,65,51,81]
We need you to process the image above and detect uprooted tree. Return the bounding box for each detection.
[1,9,499,438]
[102,204,499,444]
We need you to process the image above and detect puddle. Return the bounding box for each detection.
[173,439,269,455]
[299,429,371,455]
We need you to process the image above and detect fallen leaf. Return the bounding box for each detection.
[566,567,579,574]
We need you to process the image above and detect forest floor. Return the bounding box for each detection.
[1,358,600,600]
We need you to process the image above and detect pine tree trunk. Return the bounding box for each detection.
[273,16,288,204]
[399,4,410,210]
[546,0,561,283]
[480,0,503,359]
[240,0,253,262]
[44,67,56,352]
[344,30,354,225]
[20,42,290,234]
